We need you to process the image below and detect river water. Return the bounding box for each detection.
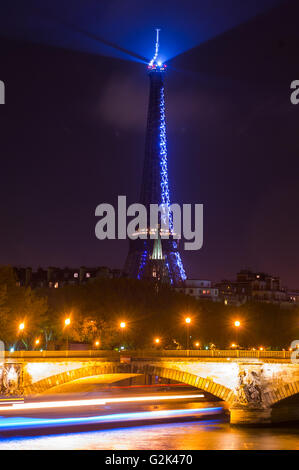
[0,420,299,450]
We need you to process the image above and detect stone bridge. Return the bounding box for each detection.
[1,349,299,425]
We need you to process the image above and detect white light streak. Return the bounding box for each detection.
[0,393,204,412]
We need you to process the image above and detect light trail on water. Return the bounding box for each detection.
[0,393,204,412]
[0,407,223,431]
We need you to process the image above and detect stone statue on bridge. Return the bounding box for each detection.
[0,365,22,395]
[235,369,264,406]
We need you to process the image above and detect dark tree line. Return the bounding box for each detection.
[0,266,297,350]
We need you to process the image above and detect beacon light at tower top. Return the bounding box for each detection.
[148,29,166,71]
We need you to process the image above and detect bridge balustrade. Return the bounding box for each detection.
[3,350,291,359]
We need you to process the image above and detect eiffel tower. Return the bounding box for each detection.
[124,30,186,285]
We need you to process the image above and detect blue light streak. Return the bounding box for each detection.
[0,407,223,430]
[158,71,186,283]
[149,28,160,67]
[165,259,173,285]
[137,248,148,279]
[159,86,172,230]
[174,252,187,281]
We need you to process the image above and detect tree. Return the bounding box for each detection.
[0,266,48,348]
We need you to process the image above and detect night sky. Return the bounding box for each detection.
[0,0,299,288]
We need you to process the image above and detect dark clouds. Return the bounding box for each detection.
[0,0,283,61]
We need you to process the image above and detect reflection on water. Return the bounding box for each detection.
[1,420,299,450]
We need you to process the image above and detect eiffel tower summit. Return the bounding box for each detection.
[124,30,187,285]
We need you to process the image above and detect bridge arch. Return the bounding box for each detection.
[23,363,234,403]
[265,380,299,407]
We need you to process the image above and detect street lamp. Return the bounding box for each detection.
[234,320,241,347]
[35,338,40,349]
[64,317,71,350]
[18,322,26,350]
[154,338,160,347]
[94,340,100,348]
[119,321,126,349]
[185,317,191,350]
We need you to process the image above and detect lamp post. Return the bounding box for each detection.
[185,317,191,350]
[18,322,26,350]
[234,320,241,348]
[119,321,126,350]
[64,317,71,350]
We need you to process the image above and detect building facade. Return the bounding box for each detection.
[215,270,288,305]
[176,279,219,301]
[14,266,123,289]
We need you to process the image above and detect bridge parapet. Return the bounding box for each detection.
[3,349,293,361]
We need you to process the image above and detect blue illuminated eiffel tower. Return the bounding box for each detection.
[124,30,186,285]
